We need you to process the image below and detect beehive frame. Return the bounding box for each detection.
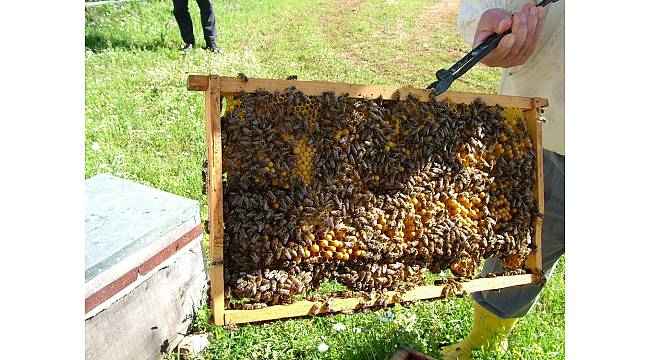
[188,74,547,325]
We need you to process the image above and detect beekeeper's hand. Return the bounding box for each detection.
[474,3,546,68]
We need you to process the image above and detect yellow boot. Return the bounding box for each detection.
[440,302,519,360]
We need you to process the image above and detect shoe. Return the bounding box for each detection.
[440,302,519,360]
[204,41,222,53]
[180,43,194,54]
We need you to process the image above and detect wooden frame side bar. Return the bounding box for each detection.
[523,98,545,275]
[224,274,534,324]
[188,75,547,109]
[204,76,226,325]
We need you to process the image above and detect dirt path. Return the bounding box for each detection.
[414,0,464,54]
[415,0,460,37]
[317,0,396,81]
[317,0,465,85]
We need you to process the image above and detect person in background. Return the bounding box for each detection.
[441,1,564,359]
[172,0,221,53]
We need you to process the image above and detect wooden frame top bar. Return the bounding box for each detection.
[187,75,548,109]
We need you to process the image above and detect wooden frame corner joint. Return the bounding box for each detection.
[532,271,547,286]
[531,96,549,109]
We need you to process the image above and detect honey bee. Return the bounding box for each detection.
[237,72,249,82]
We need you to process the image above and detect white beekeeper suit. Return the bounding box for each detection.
[457,0,564,155]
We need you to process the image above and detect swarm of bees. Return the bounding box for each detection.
[216,86,539,307]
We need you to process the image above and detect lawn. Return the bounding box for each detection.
[85,0,564,359]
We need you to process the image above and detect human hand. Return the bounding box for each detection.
[473,3,546,68]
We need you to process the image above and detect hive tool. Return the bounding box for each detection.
[427,0,560,96]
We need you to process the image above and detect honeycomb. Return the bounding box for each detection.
[216,87,538,307]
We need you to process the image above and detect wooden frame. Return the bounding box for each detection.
[188,75,547,325]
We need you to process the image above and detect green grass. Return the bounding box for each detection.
[181,258,564,360]
[85,0,564,358]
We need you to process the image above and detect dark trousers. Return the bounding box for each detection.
[172,0,217,45]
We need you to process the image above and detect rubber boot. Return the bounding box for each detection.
[440,302,519,360]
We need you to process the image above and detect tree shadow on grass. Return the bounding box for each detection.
[85,33,172,52]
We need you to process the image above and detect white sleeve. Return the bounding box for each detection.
[456,0,528,46]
